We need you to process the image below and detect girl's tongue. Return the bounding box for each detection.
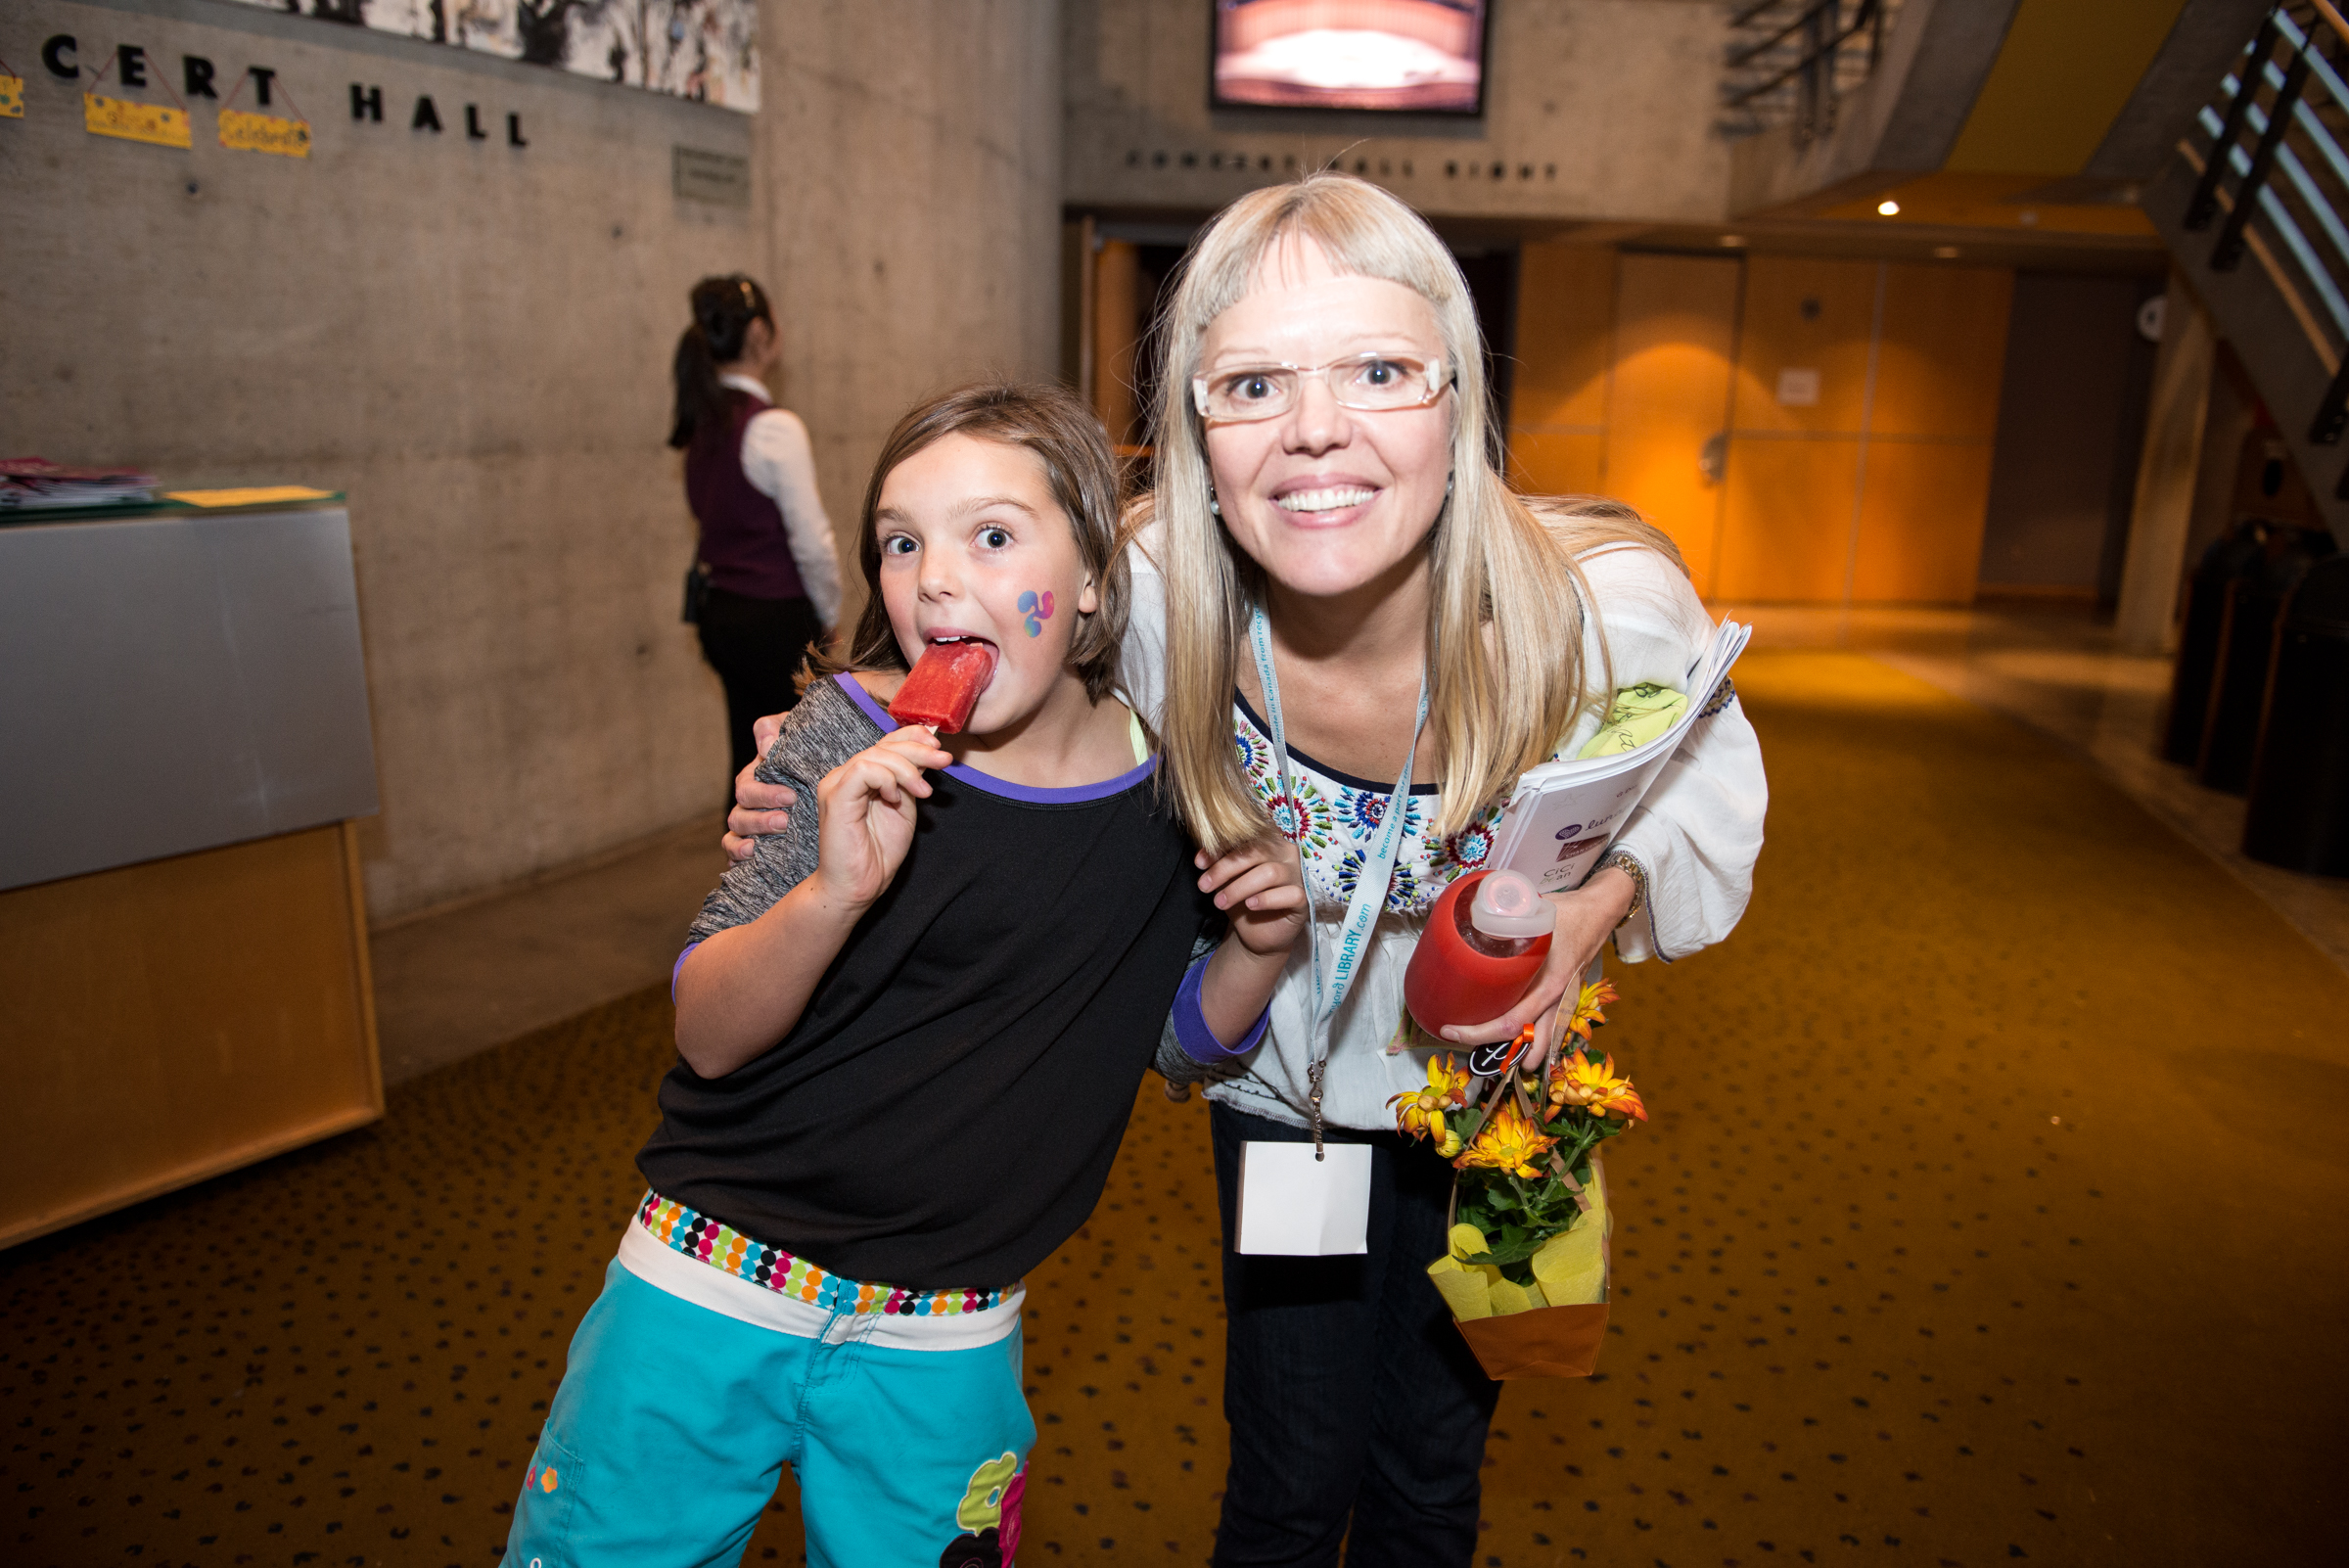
[889,640,998,733]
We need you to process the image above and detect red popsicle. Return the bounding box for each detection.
[890,640,997,733]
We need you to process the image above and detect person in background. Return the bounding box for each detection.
[670,274,845,774]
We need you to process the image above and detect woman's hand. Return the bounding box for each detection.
[807,726,952,910]
[1440,865,1635,1069]
[723,712,796,862]
[1196,836,1310,959]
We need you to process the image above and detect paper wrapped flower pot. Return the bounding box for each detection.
[1427,1161,1611,1379]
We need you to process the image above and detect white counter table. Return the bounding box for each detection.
[0,502,384,1248]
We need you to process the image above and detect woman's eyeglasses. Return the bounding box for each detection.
[1192,354,1451,422]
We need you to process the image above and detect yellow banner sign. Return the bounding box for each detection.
[0,75,23,119]
[218,108,311,158]
[165,486,337,509]
[84,92,190,149]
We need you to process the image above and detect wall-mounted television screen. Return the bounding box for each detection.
[1212,0,1491,115]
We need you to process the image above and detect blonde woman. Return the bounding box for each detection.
[729,174,1766,1565]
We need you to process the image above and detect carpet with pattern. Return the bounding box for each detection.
[7,649,2346,1566]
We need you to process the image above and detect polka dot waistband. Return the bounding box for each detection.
[634,1191,1011,1317]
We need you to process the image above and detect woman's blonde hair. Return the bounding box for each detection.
[1143,171,1684,854]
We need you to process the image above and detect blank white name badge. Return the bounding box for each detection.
[1234,1141,1372,1256]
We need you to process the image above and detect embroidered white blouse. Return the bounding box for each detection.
[1121,537,1769,1133]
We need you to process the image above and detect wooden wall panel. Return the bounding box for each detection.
[1508,431,1607,497]
[1716,438,1863,602]
[1872,264,2014,440]
[1601,253,1741,596]
[1092,240,1141,449]
[1728,256,1880,435]
[1511,242,1615,430]
[0,823,382,1248]
[1851,440,1999,602]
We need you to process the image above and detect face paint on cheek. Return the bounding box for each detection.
[1016,589,1055,638]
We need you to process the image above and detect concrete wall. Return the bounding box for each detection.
[758,0,1066,626]
[4,0,1063,923]
[1063,0,1731,223]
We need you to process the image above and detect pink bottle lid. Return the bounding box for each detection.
[1469,870,1551,940]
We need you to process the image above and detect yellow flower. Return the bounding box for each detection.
[1452,1099,1559,1179]
[1561,979,1619,1043]
[1389,1053,1472,1141]
[1547,1048,1647,1122]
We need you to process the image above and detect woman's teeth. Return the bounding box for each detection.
[1275,486,1375,514]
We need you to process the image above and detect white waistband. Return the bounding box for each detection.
[614,1221,1025,1352]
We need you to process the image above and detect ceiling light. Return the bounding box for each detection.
[1877,199,1901,216]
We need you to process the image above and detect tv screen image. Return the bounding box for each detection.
[1213,0,1490,115]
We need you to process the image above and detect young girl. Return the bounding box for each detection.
[505,383,1304,1568]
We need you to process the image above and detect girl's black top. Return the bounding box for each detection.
[638,673,1216,1288]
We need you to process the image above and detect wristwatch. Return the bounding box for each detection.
[1596,847,1649,927]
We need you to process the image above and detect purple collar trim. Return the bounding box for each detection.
[834,672,1157,803]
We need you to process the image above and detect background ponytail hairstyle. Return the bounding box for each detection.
[668,274,774,449]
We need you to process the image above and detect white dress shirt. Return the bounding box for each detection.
[720,372,843,626]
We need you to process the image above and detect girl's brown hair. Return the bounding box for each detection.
[809,382,1130,704]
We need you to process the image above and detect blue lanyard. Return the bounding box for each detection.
[1249,606,1430,1151]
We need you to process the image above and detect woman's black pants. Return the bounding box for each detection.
[695,588,822,775]
[1209,1100,1500,1568]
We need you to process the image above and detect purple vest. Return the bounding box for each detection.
[686,390,807,602]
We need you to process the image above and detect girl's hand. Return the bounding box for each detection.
[1195,836,1309,960]
[723,712,795,862]
[1441,865,1636,1069]
[808,726,952,909]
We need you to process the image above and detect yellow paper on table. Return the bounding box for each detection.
[1576,682,1686,759]
[218,109,310,158]
[1,75,24,119]
[85,92,190,149]
[166,486,337,508]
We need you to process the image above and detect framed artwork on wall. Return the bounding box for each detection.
[225,0,759,112]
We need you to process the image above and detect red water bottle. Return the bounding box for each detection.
[1404,869,1553,1071]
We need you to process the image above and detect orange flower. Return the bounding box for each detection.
[1547,1048,1647,1122]
[1389,1053,1471,1142]
[1561,979,1618,1044]
[1452,1099,1559,1179]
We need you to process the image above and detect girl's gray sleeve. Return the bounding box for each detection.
[1153,930,1225,1087]
[685,681,878,943]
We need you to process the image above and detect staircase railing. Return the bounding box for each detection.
[1719,0,1899,142]
[2180,4,2349,488]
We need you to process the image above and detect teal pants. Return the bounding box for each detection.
[505,1262,1035,1568]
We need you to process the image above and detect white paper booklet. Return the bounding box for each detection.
[1488,620,1752,893]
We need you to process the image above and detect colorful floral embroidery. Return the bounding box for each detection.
[1232,704,1451,915]
[1337,783,1390,837]
[1262,780,1335,854]
[1433,814,1500,880]
[1230,719,1270,781]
